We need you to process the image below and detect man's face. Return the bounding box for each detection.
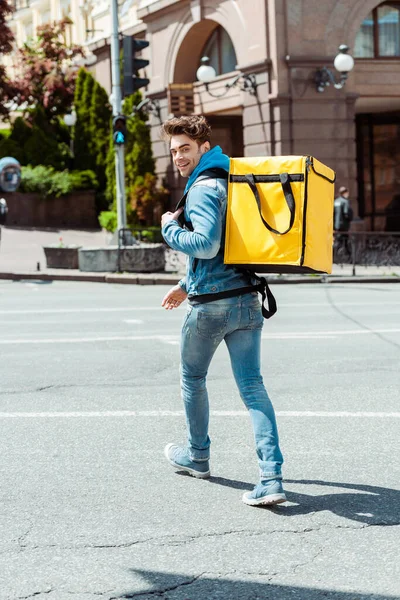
[170,134,210,178]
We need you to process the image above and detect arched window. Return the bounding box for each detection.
[354,2,400,57]
[201,26,237,75]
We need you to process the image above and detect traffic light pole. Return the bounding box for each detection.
[110,0,127,232]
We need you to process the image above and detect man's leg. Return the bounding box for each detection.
[165,304,226,477]
[224,299,285,505]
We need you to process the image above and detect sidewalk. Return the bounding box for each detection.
[0,226,399,284]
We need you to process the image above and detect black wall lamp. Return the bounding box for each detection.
[315,45,355,93]
[196,56,258,98]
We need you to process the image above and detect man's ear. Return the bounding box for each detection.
[203,141,211,153]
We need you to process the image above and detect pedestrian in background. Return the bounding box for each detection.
[334,186,353,233]
[334,186,353,256]
[160,115,286,507]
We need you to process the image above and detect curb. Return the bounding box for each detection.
[0,271,181,285]
[1,271,399,285]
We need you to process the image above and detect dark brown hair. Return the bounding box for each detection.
[161,115,211,144]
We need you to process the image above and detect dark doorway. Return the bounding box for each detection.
[356,112,400,231]
[207,115,244,157]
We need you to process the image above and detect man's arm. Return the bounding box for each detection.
[162,185,222,259]
[178,277,187,293]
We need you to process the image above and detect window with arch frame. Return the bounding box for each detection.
[201,26,237,76]
[354,2,400,57]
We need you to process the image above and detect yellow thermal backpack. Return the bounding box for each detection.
[225,155,336,274]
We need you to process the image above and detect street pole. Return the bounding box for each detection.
[110,0,127,232]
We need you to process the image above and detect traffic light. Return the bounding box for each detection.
[123,35,150,96]
[113,115,127,145]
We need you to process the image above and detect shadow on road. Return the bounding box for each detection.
[206,476,400,526]
[114,569,398,599]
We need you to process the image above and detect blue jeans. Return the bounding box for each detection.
[180,293,283,480]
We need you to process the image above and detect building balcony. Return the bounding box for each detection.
[11,0,30,10]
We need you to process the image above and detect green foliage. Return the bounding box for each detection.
[89,81,112,189]
[105,130,116,207]
[124,92,155,192]
[73,69,111,209]
[9,116,31,146]
[74,68,86,106]
[24,124,69,170]
[69,169,99,191]
[6,18,84,120]
[1,108,70,170]
[98,210,117,232]
[0,137,25,163]
[20,165,98,198]
[73,70,94,170]
[130,172,169,227]
[131,226,163,243]
[104,91,166,228]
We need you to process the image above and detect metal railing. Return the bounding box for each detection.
[333,231,400,274]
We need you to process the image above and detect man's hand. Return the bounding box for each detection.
[161,207,183,228]
[161,284,188,310]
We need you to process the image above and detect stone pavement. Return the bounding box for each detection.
[0,225,399,284]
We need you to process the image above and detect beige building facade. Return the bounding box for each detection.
[6,0,400,230]
[124,0,400,232]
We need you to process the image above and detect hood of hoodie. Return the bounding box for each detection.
[184,145,230,193]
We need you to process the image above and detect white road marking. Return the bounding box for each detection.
[263,328,400,338]
[0,410,398,419]
[0,300,399,316]
[123,319,144,324]
[0,335,178,345]
[0,307,174,315]
[0,328,399,344]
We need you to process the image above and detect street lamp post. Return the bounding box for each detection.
[196,56,258,97]
[315,45,355,93]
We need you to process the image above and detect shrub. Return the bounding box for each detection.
[20,165,98,198]
[130,173,169,227]
[131,226,163,243]
[0,137,25,163]
[6,108,70,170]
[98,210,117,232]
[69,170,99,191]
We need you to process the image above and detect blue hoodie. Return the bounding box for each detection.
[184,145,229,192]
[162,146,252,297]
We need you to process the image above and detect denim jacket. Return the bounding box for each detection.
[162,147,252,297]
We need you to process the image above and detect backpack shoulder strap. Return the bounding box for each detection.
[174,168,229,212]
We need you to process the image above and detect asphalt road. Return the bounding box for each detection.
[0,280,399,600]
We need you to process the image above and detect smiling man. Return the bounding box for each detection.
[160,115,286,507]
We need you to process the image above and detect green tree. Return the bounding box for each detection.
[23,107,69,170]
[0,107,69,169]
[73,70,111,210]
[124,93,155,193]
[103,91,161,229]
[73,67,87,106]
[73,70,94,170]
[0,0,16,118]
[7,18,84,120]
[89,81,112,191]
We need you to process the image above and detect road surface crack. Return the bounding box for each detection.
[109,573,204,598]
